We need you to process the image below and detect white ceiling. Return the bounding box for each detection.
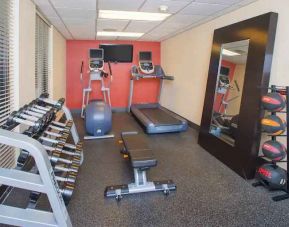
[222,39,249,64]
[33,0,258,41]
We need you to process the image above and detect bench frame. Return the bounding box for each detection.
[104,132,176,200]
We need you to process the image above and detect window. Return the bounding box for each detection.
[35,14,50,97]
[0,0,15,168]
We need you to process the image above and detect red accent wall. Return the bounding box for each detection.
[66,40,161,109]
[213,60,236,112]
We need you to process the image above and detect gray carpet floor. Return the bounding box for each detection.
[66,113,289,227]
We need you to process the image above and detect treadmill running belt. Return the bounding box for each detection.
[140,108,182,126]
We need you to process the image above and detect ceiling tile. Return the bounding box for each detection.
[237,0,258,6]
[195,0,243,5]
[74,33,95,40]
[125,21,161,33]
[50,0,96,10]
[56,8,96,20]
[179,2,229,15]
[58,28,73,39]
[64,19,96,27]
[154,14,204,34]
[165,14,205,26]
[97,19,129,31]
[48,17,63,26]
[98,0,145,11]
[138,34,162,41]
[34,0,58,18]
[51,22,73,39]
[140,0,190,14]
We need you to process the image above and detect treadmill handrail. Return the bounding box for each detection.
[131,73,174,80]
[128,65,174,112]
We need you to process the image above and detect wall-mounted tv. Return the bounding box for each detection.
[99,44,133,63]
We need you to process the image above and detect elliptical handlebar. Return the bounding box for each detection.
[80,61,84,81]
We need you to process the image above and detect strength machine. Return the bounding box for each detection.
[0,94,83,227]
[128,51,188,134]
[81,48,114,140]
[105,132,176,200]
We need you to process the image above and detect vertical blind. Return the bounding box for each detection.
[0,0,15,168]
[35,14,50,97]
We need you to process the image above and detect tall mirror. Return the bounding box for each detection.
[198,12,278,179]
[210,40,249,146]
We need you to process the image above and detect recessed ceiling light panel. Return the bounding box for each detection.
[97,31,144,37]
[99,10,170,21]
[222,49,241,56]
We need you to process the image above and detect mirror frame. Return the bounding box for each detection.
[198,12,278,179]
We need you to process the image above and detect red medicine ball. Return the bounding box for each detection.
[261,92,286,112]
[257,164,287,190]
[262,140,287,161]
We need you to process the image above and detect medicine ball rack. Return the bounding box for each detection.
[0,93,82,227]
[253,85,289,201]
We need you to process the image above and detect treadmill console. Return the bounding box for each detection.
[89,48,104,71]
[139,51,154,74]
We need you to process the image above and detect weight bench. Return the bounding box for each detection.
[104,132,176,200]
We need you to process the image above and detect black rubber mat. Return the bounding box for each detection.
[140,108,182,126]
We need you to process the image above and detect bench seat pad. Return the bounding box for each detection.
[122,133,157,168]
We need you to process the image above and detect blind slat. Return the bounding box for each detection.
[35,15,50,96]
[0,0,15,168]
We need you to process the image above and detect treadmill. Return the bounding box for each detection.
[128,51,188,134]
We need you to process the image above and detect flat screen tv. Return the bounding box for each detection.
[99,44,133,63]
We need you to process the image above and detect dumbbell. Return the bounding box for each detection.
[52,120,73,128]
[21,105,54,123]
[21,105,54,124]
[43,144,82,158]
[54,163,79,173]
[49,150,81,166]
[7,111,44,132]
[50,149,82,166]
[47,124,70,134]
[40,136,84,164]
[55,172,76,184]
[38,96,65,110]
[40,136,77,149]
[43,129,70,140]
[60,182,75,205]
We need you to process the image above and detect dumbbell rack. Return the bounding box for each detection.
[0,94,83,227]
[253,85,289,201]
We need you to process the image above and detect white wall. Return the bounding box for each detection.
[161,0,289,125]
[17,0,66,105]
[19,0,36,106]
[50,27,66,100]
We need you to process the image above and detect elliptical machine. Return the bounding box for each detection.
[80,48,114,140]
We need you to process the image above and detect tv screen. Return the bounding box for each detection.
[220,66,230,76]
[89,49,103,59]
[99,44,133,62]
[139,51,152,61]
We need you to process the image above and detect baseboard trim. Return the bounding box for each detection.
[187,120,200,131]
[159,106,200,131]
